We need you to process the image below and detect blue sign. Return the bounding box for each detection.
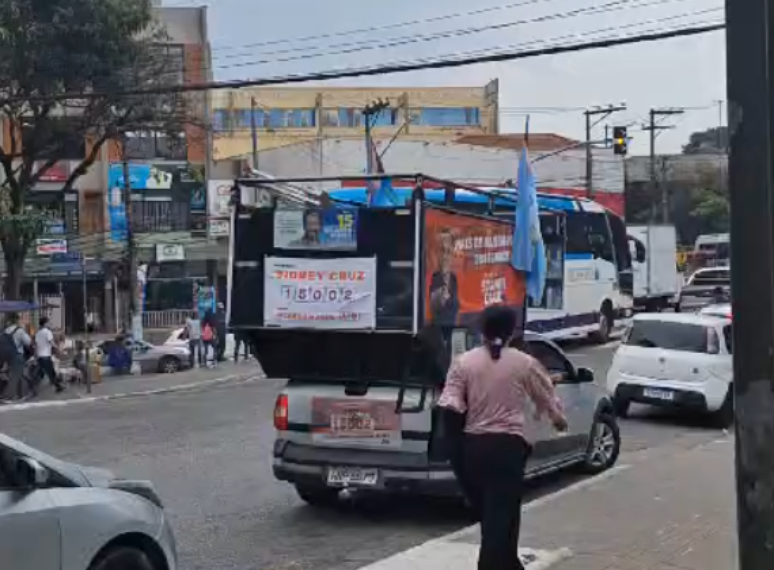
[274,208,358,250]
[52,252,81,263]
[107,163,174,191]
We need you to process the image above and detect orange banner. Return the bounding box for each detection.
[424,206,526,327]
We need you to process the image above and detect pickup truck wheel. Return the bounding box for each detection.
[296,484,340,507]
[581,413,620,474]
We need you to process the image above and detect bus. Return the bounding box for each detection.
[327,186,634,343]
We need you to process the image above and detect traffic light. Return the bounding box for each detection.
[612,126,628,155]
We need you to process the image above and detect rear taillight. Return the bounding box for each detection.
[274,394,289,431]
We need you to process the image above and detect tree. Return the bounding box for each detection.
[0,0,197,299]
[688,167,730,235]
[682,126,728,155]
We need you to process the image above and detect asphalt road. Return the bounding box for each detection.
[0,343,725,570]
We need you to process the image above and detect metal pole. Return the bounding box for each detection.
[726,0,774,567]
[81,256,91,393]
[660,157,670,224]
[585,111,593,198]
[120,137,137,336]
[649,109,657,223]
[250,96,259,169]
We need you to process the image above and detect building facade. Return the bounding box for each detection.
[0,5,214,334]
[211,80,500,160]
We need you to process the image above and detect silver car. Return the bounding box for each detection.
[98,340,191,374]
[272,332,621,506]
[0,433,176,570]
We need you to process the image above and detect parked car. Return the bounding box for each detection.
[0,433,177,570]
[607,313,733,426]
[272,332,620,506]
[96,339,191,374]
[164,327,236,358]
[675,266,730,313]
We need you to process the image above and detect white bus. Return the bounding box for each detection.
[327,186,634,343]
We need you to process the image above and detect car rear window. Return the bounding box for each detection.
[689,270,730,287]
[626,320,708,353]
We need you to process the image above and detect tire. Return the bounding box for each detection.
[89,546,156,570]
[158,356,180,374]
[713,386,734,429]
[581,413,621,474]
[295,484,340,507]
[590,303,614,344]
[612,395,630,418]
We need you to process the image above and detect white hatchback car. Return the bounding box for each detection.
[0,433,177,570]
[607,313,733,427]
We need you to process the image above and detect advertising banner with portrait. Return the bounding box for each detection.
[423,206,526,329]
[274,208,358,250]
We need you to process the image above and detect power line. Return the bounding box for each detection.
[70,0,718,85]
[12,20,724,104]
[209,0,695,63]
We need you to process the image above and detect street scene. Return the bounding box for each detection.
[0,0,763,569]
[0,341,733,570]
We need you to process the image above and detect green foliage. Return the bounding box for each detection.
[0,0,195,297]
[688,169,730,235]
[682,126,728,155]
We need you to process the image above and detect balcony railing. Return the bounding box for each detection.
[131,201,190,233]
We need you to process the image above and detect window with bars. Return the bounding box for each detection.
[124,132,187,161]
[131,200,190,233]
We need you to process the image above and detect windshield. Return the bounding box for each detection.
[689,270,730,287]
[626,320,708,352]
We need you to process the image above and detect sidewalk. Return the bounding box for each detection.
[0,360,265,411]
[360,436,736,570]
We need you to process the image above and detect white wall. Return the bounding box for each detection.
[254,139,625,195]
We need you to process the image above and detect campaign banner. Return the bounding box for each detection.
[264,257,376,329]
[424,206,526,327]
[274,208,357,250]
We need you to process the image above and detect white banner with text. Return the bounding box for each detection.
[264,257,377,329]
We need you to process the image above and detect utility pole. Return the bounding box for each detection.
[644,108,684,223]
[363,98,390,201]
[120,135,137,337]
[726,0,774,568]
[584,104,626,198]
[250,96,259,169]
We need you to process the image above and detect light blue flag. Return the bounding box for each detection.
[368,177,397,207]
[511,147,547,303]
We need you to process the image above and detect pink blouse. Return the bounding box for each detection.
[438,346,565,441]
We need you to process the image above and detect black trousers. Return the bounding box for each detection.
[37,356,62,389]
[463,433,530,570]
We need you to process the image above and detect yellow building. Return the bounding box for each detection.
[212,80,500,160]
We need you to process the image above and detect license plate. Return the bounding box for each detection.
[327,467,378,486]
[643,388,674,401]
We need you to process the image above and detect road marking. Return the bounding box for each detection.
[0,373,264,413]
[355,464,630,569]
[355,543,571,570]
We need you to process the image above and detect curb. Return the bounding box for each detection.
[0,372,265,413]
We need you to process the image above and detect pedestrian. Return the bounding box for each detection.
[0,313,33,401]
[233,330,250,362]
[185,311,203,367]
[437,305,568,570]
[201,320,216,368]
[215,302,227,362]
[34,317,64,393]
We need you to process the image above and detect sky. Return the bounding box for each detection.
[164,0,726,155]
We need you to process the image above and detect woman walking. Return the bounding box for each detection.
[438,305,568,570]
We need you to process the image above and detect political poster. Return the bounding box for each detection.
[424,206,526,328]
[273,208,358,250]
[264,257,376,329]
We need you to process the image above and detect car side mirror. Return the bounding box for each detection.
[576,367,595,383]
[15,457,49,488]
